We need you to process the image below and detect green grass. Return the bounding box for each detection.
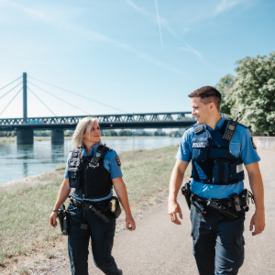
[0,145,190,264]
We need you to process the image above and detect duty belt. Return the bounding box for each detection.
[181,181,254,219]
[69,197,110,223]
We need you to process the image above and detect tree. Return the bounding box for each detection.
[216,74,235,117]
[217,52,275,135]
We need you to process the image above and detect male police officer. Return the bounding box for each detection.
[168,86,265,275]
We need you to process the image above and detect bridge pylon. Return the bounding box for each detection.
[16,72,65,145]
[17,72,34,144]
[23,72,27,123]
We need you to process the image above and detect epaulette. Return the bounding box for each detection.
[99,144,112,152]
[194,125,204,134]
[237,122,248,129]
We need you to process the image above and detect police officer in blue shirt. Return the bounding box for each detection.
[168,86,265,275]
[50,117,136,275]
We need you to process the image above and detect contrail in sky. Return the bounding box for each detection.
[154,0,163,49]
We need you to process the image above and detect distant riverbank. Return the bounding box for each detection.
[0,135,169,145]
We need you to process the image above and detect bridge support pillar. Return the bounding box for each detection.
[17,129,34,145]
[51,130,64,144]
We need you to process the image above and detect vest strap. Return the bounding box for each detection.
[219,159,224,182]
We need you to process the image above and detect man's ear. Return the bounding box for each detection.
[209,102,214,110]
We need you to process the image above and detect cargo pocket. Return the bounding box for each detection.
[235,235,245,246]
[235,235,245,267]
[68,167,80,189]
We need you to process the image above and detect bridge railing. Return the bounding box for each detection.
[0,112,193,126]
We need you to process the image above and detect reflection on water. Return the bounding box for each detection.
[0,137,181,184]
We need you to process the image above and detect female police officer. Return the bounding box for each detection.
[49,117,136,275]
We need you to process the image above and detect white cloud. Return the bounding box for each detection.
[190,0,250,24]
[183,27,190,34]
[180,43,206,64]
[154,0,163,49]
[123,0,181,40]
[3,0,186,76]
[215,0,246,15]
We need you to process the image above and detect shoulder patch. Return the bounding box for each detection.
[116,156,121,166]
[251,137,257,149]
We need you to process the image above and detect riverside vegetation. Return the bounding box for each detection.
[0,146,191,274]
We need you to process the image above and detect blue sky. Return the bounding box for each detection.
[0,0,274,118]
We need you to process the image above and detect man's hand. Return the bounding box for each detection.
[125,214,136,231]
[250,210,265,236]
[168,200,183,225]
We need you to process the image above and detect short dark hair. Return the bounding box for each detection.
[188,86,221,111]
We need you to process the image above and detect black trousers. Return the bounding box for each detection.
[67,204,121,275]
[190,205,246,275]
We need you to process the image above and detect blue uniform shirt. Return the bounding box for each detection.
[64,143,123,202]
[176,114,260,199]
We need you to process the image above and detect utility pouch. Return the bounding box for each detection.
[68,167,80,189]
[230,193,242,212]
[240,189,254,212]
[108,196,122,218]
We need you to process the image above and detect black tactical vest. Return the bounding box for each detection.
[68,145,113,200]
[190,120,245,185]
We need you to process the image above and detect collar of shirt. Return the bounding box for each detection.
[81,142,99,157]
[205,113,226,132]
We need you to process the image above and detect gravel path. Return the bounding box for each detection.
[56,149,275,275]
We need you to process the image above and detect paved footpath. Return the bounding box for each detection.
[56,149,275,275]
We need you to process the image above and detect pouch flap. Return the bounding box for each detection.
[68,167,78,179]
[69,159,80,167]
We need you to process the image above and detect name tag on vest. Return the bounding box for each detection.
[192,142,207,148]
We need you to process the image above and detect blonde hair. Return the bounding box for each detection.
[72,117,103,148]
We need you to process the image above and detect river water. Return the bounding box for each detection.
[0,137,181,184]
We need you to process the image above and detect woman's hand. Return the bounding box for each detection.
[49,212,58,228]
[125,214,136,231]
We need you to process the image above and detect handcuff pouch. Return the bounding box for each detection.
[108,196,122,219]
[68,167,80,189]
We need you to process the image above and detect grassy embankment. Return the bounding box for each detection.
[0,146,191,272]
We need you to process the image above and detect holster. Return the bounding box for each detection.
[108,196,122,219]
[181,181,192,209]
[57,204,70,235]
